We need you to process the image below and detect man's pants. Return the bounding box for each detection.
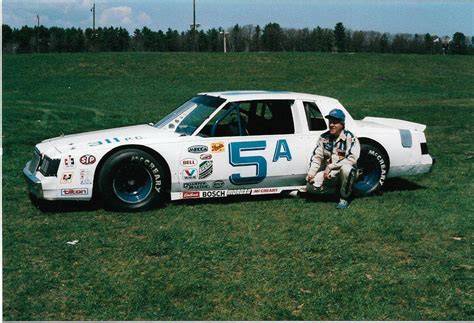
[313,164,356,199]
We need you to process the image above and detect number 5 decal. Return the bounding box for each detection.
[229,141,267,185]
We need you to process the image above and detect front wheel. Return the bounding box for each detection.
[97,149,167,211]
[352,144,388,196]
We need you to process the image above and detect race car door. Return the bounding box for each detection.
[178,99,309,192]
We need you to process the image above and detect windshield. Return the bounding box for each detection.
[154,95,226,135]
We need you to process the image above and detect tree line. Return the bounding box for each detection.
[2,22,472,55]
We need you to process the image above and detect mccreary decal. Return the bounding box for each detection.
[188,145,208,154]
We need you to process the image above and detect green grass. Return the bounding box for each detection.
[3,52,474,320]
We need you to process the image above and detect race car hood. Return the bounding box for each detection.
[360,117,426,132]
[41,124,180,153]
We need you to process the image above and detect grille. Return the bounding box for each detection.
[28,149,41,174]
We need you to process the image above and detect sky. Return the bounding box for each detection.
[2,0,473,36]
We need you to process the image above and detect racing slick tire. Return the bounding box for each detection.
[97,149,167,211]
[352,144,388,196]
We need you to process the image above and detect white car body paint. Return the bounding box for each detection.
[24,91,434,202]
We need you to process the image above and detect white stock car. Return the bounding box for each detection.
[24,91,434,211]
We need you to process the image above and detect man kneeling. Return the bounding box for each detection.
[306,109,360,209]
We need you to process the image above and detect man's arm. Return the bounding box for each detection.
[327,135,360,171]
[307,138,325,180]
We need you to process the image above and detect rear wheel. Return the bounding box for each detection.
[98,149,167,211]
[353,144,388,196]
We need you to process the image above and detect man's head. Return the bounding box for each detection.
[325,109,345,136]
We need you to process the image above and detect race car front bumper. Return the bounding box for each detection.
[23,161,43,199]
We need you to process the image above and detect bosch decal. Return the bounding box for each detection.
[180,158,198,167]
[61,188,88,196]
[188,145,208,154]
[183,182,210,190]
[60,172,73,184]
[211,142,225,153]
[199,161,213,179]
[183,168,198,180]
[201,190,226,198]
[80,154,96,165]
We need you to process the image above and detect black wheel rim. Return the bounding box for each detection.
[112,163,153,204]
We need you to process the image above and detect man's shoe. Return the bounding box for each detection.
[336,199,349,209]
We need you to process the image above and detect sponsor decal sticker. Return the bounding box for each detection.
[183,168,198,180]
[200,153,212,160]
[64,155,75,168]
[199,161,213,179]
[180,158,198,167]
[227,189,252,195]
[211,141,225,153]
[182,191,200,199]
[60,172,74,184]
[88,136,144,147]
[183,182,210,190]
[80,169,92,185]
[201,190,226,198]
[252,188,279,195]
[188,145,208,154]
[213,180,225,189]
[80,154,96,165]
[61,188,88,196]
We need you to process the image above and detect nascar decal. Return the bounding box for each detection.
[199,161,213,179]
[183,168,198,180]
[188,145,208,153]
[61,188,88,196]
[60,172,73,184]
[180,158,198,167]
[80,154,96,165]
[211,141,225,153]
[183,182,210,190]
[80,169,92,185]
[64,155,75,168]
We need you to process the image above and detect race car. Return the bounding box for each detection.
[23,91,434,211]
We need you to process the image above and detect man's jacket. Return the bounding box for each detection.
[307,129,361,177]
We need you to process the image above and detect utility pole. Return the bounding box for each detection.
[91,3,96,35]
[220,31,228,53]
[193,0,196,51]
[36,15,39,53]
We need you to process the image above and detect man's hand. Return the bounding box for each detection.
[324,167,331,179]
[306,175,314,183]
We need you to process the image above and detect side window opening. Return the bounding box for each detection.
[199,100,295,137]
[304,101,327,131]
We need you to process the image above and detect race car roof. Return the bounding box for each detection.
[199,90,335,102]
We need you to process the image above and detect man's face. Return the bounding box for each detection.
[328,118,344,136]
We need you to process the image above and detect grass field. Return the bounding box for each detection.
[3,52,474,320]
